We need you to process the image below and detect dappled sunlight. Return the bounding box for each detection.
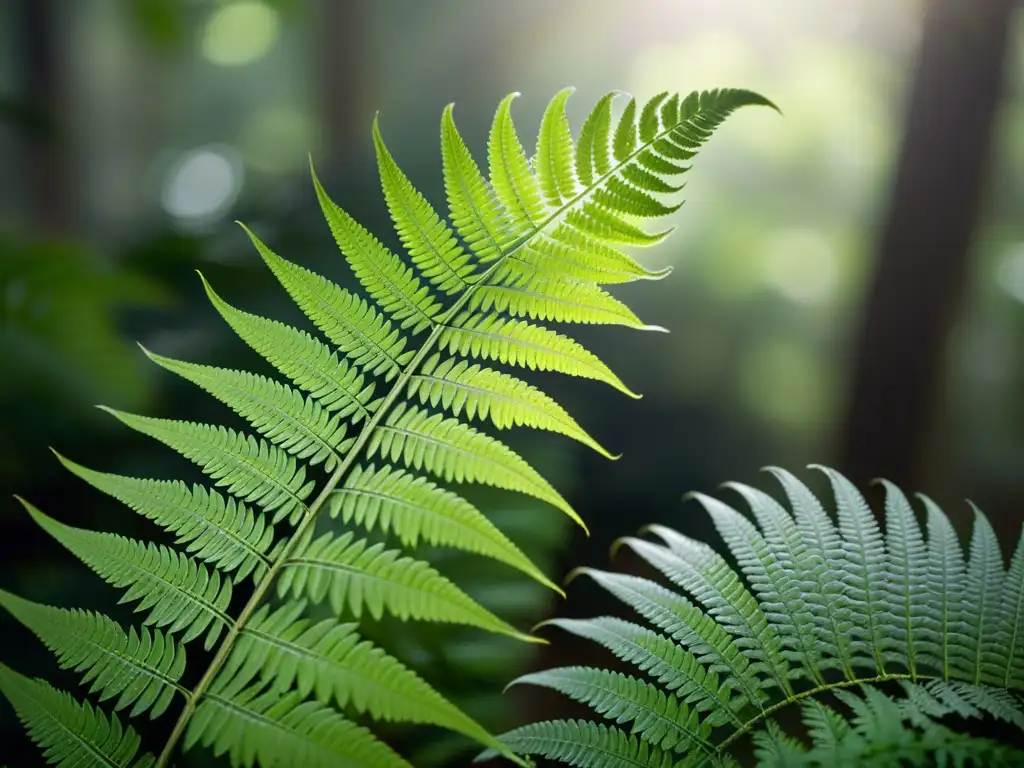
[201,1,280,67]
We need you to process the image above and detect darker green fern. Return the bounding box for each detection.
[0,87,770,766]
[489,466,1024,767]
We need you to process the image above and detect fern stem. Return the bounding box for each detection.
[154,111,686,765]
[700,672,937,766]
[153,272,519,766]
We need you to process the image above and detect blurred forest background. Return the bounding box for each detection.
[2,0,1023,765]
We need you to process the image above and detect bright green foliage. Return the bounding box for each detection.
[0,87,766,766]
[0,664,155,767]
[491,467,1024,767]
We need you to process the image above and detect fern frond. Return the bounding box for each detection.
[3,87,760,767]
[408,352,613,457]
[961,507,1005,685]
[570,568,763,707]
[20,499,231,649]
[510,667,713,753]
[998,525,1024,688]
[437,312,639,397]
[372,121,477,295]
[55,453,274,583]
[503,467,1024,767]
[305,182,444,335]
[185,684,413,768]
[440,104,510,264]
[488,93,546,232]
[0,663,153,768]
[483,719,676,768]
[200,275,376,418]
[879,479,929,679]
[813,466,889,675]
[0,591,186,718]
[539,617,738,726]
[328,464,558,591]
[535,88,579,208]
[371,403,582,528]
[624,527,791,694]
[141,349,351,471]
[100,409,314,526]
[693,491,825,684]
[469,271,661,329]
[277,530,536,641]
[216,600,503,748]
[250,238,414,379]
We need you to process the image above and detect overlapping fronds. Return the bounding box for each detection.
[490,467,1024,766]
[1,87,766,766]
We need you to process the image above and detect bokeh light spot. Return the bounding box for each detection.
[161,146,243,225]
[202,1,279,67]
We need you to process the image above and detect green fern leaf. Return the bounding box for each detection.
[306,180,444,334]
[488,93,546,232]
[0,591,185,718]
[922,493,967,680]
[510,666,713,753]
[3,87,761,767]
[329,463,558,591]
[486,719,677,768]
[570,568,762,707]
[408,352,612,456]
[437,312,639,397]
[277,530,536,641]
[248,237,414,379]
[372,119,477,295]
[216,600,504,750]
[613,97,638,161]
[997,525,1024,688]
[371,403,582,528]
[961,507,1005,685]
[55,453,274,583]
[100,409,314,526]
[200,275,376,418]
[879,479,929,679]
[693,490,825,684]
[440,104,511,264]
[185,684,412,768]
[468,270,661,329]
[0,663,152,768]
[814,466,889,675]
[141,349,351,471]
[505,467,1024,767]
[535,87,578,208]
[621,529,791,694]
[21,499,231,649]
[539,617,738,726]
[575,92,615,186]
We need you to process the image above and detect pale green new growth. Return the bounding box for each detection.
[491,467,1024,767]
[1,87,766,766]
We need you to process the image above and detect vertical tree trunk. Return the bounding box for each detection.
[838,0,1018,493]
[19,0,73,233]
[317,0,365,167]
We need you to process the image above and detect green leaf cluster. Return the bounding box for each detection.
[0,86,769,766]
[491,466,1024,767]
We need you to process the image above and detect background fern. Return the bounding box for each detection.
[489,466,1024,767]
[0,87,770,765]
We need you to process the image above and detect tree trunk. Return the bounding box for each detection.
[838,0,1018,493]
[18,0,73,233]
